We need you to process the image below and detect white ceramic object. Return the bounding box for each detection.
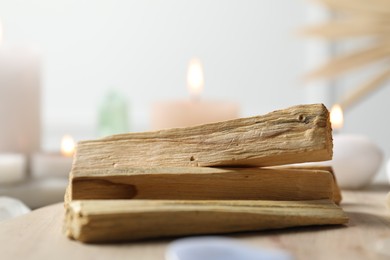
[332,134,383,189]
[0,196,30,221]
[386,159,390,185]
[165,237,292,260]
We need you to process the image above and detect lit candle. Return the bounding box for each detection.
[0,19,41,155]
[0,153,26,184]
[329,104,343,130]
[151,58,240,130]
[61,135,76,157]
[329,105,383,189]
[31,135,76,179]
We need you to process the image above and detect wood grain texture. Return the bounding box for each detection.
[67,167,336,202]
[71,104,332,173]
[0,187,388,260]
[280,166,342,204]
[65,199,348,243]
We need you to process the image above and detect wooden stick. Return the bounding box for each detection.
[339,68,390,110]
[305,41,390,80]
[71,104,332,174]
[65,199,348,243]
[278,165,342,204]
[67,167,336,203]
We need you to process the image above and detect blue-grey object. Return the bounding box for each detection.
[165,236,293,260]
[97,90,129,137]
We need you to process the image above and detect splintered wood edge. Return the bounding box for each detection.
[274,165,342,204]
[98,103,331,142]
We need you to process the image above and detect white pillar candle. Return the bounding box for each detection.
[31,153,73,179]
[151,58,239,130]
[152,100,239,130]
[31,135,75,179]
[0,21,41,154]
[0,153,26,184]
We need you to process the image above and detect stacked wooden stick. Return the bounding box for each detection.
[64,104,348,243]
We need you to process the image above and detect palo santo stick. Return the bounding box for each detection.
[67,167,336,202]
[65,199,348,243]
[280,165,342,204]
[72,104,332,172]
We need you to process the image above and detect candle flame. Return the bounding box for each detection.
[187,58,204,98]
[330,104,344,130]
[61,135,75,157]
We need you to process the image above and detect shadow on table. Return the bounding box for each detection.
[345,211,390,228]
[345,183,389,192]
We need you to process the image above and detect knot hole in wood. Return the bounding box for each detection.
[298,114,309,124]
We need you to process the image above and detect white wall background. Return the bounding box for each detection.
[1,0,389,181]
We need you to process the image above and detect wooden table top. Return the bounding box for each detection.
[0,185,389,260]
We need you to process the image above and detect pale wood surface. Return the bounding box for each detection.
[72,104,332,171]
[69,167,336,202]
[0,185,389,260]
[65,199,347,243]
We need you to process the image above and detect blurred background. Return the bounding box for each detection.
[0,0,389,209]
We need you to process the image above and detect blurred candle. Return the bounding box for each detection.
[31,135,75,179]
[330,104,343,130]
[386,159,390,185]
[0,19,41,154]
[151,58,240,130]
[0,153,26,184]
[329,105,383,189]
[61,135,75,157]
